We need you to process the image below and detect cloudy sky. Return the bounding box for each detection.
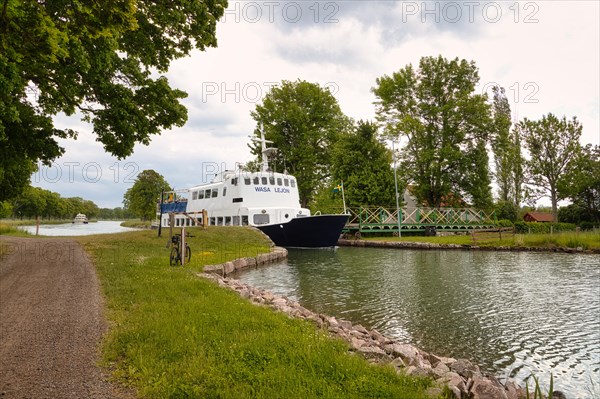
[33,1,599,209]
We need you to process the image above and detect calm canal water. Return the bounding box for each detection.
[18,221,139,236]
[236,247,600,398]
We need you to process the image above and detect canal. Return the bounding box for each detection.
[235,247,600,398]
[17,221,140,236]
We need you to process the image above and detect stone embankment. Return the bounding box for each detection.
[339,238,600,254]
[199,248,564,399]
[202,246,288,275]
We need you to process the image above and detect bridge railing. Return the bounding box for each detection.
[318,206,496,229]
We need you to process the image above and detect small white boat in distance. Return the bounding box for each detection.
[73,213,89,224]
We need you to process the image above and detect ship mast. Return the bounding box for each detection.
[259,125,277,172]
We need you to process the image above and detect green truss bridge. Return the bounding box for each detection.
[332,207,498,237]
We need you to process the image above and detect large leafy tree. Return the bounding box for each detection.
[250,80,351,207]
[0,0,227,201]
[123,169,170,220]
[559,144,600,223]
[330,121,396,207]
[372,56,493,209]
[517,113,582,222]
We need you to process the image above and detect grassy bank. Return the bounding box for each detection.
[120,219,154,229]
[78,227,437,398]
[365,230,600,250]
[0,222,31,237]
[0,218,73,226]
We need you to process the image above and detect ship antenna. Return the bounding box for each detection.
[259,124,277,172]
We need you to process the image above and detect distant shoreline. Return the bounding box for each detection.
[338,238,600,254]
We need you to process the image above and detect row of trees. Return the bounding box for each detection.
[0,186,139,220]
[0,169,170,221]
[249,57,599,223]
[1,186,100,220]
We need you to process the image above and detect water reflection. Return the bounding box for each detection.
[236,247,600,398]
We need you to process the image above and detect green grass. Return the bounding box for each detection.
[0,218,72,226]
[365,230,600,250]
[0,222,32,236]
[79,227,437,398]
[120,220,153,229]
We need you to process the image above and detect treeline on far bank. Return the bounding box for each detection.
[0,185,135,220]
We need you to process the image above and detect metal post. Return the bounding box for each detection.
[341,180,347,215]
[392,139,402,237]
[181,227,186,266]
[158,191,164,237]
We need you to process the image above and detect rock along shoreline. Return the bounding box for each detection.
[200,246,565,399]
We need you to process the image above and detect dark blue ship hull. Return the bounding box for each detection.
[257,214,349,248]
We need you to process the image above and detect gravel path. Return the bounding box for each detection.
[0,236,134,399]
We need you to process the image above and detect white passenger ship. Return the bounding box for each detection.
[159,132,348,247]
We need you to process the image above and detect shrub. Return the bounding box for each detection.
[496,219,514,227]
[579,221,596,231]
[513,222,577,234]
[494,201,518,222]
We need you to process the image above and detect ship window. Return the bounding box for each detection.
[217,217,223,226]
[223,187,227,196]
[225,216,231,226]
[261,177,267,185]
[291,179,296,188]
[232,197,243,203]
[192,191,198,200]
[233,216,240,225]
[277,178,282,186]
[253,177,259,185]
[205,189,211,198]
[231,178,238,186]
[253,214,270,225]
[211,188,218,198]
[242,216,249,226]
[269,177,275,185]
[244,178,251,185]
[284,178,289,187]
[252,213,269,224]
[210,217,215,226]
[197,217,202,225]
[198,190,204,199]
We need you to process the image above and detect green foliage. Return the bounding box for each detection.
[525,374,553,399]
[490,86,524,205]
[251,80,352,207]
[9,186,100,219]
[558,144,600,223]
[0,201,13,218]
[495,200,518,222]
[1,0,226,199]
[80,228,435,398]
[579,221,596,231]
[330,120,397,207]
[513,221,576,234]
[517,114,583,221]
[97,207,136,220]
[123,169,170,221]
[496,219,514,227]
[373,55,493,209]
